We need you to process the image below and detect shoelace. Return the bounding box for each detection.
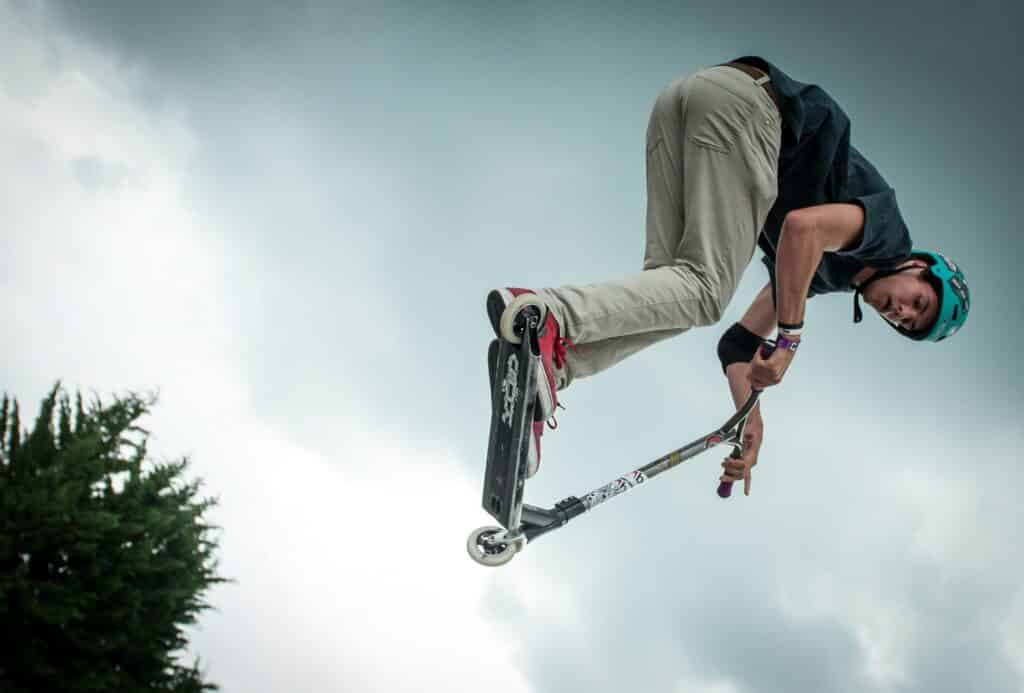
[545,337,577,430]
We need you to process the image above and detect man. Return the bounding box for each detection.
[486,57,970,492]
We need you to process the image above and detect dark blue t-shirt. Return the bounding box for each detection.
[734,56,912,297]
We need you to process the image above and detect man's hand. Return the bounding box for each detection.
[749,342,797,390]
[720,421,763,496]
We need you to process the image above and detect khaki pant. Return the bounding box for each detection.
[537,64,781,388]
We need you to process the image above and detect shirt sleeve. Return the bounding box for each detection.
[837,188,912,268]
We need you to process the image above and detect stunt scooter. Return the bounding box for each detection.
[466,299,774,566]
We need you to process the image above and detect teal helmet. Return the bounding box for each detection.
[852,250,969,342]
[907,250,970,342]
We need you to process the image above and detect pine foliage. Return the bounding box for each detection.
[0,385,224,692]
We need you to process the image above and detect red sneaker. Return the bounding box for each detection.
[487,288,576,477]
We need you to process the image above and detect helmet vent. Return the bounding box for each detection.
[952,306,959,321]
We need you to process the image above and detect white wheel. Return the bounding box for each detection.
[499,294,547,344]
[466,526,520,567]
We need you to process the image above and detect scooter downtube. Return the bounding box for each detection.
[573,385,764,515]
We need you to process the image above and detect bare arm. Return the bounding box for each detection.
[746,203,866,391]
[774,202,865,327]
[739,282,778,339]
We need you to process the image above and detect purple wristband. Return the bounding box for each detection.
[776,333,800,352]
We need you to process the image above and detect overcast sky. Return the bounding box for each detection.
[3,1,1023,691]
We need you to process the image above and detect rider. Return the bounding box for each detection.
[487,56,970,490]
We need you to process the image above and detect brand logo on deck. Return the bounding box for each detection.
[501,353,519,427]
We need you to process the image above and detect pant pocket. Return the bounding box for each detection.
[686,73,756,154]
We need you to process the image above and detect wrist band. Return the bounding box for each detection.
[778,320,804,337]
[776,333,800,352]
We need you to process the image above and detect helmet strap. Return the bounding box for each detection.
[851,265,920,324]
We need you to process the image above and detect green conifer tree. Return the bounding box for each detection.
[0,384,225,692]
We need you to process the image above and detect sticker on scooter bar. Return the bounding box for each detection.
[501,353,520,427]
[583,470,647,509]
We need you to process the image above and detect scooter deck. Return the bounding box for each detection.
[481,335,539,530]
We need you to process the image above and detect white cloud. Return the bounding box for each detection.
[677,682,742,693]
[767,419,1024,691]
[884,466,993,570]
[1002,589,1024,681]
[188,422,533,692]
[777,572,914,688]
[1,6,533,691]
[2,0,239,420]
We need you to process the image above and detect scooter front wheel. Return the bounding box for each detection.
[499,294,546,344]
[466,526,520,567]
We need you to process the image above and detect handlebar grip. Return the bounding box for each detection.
[717,447,744,498]
[717,339,775,500]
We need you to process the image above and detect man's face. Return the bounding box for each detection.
[862,260,940,334]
